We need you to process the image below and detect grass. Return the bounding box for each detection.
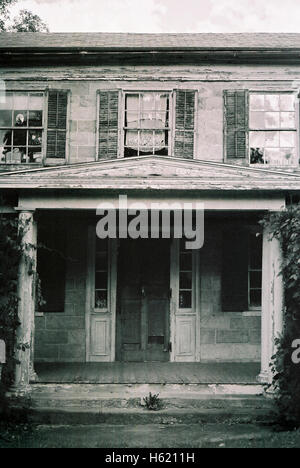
[0,422,300,448]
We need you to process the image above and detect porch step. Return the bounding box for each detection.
[6,383,273,424]
[24,407,275,426]
[3,384,272,425]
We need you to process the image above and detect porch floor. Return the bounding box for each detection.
[34,362,261,385]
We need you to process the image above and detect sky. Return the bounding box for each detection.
[8,0,300,33]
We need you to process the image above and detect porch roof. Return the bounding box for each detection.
[0,156,300,192]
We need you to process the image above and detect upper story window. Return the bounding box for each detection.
[98,89,196,161]
[0,89,69,165]
[123,92,171,157]
[249,93,297,167]
[224,90,298,168]
[0,92,44,164]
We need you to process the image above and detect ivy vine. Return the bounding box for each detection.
[262,204,300,427]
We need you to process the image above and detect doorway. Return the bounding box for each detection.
[116,239,171,362]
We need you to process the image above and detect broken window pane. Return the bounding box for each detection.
[0,92,45,164]
[250,147,265,164]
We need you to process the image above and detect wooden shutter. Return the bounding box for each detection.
[46,90,68,159]
[37,223,66,313]
[222,228,249,312]
[98,90,119,160]
[174,90,196,159]
[224,90,248,160]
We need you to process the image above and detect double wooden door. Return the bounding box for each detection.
[117,239,170,362]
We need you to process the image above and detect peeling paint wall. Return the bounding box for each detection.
[1,63,300,168]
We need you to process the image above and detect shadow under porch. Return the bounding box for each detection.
[32,210,284,387]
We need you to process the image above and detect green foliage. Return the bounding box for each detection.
[0,1,49,32]
[262,204,300,427]
[143,393,163,411]
[10,9,49,32]
[0,214,21,386]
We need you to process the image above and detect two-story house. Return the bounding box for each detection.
[1,32,300,394]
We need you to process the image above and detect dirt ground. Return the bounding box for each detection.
[0,422,300,448]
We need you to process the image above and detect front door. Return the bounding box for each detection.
[117,239,170,362]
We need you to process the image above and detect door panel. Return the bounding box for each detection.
[87,232,117,363]
[90,316,110,356]
[117,239,170,362]
[175,316,196,362]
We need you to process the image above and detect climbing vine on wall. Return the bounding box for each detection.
[0,213,21,386]
[0,209,45,387]
[262,204,300,427]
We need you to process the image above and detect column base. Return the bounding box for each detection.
[6,383,32,398]
[29,364,39,383]
[257,370,271,384]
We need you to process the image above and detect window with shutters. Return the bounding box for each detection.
[0,92,44,164]
[97,89,196,160]
[224,90,298,167]
[249,93,297,167]
[123,92,171,157]
[46,90,69,160]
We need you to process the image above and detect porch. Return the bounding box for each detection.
[2,156,288,393]
[34,362,260,385]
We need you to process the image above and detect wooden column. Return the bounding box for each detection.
[258,225,284,384]
[12,210,37,393]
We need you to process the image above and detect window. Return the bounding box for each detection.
[95,238,109,309]
[248,232,263,309]
[179,240,193,309]
[249,93,297,167]
[123,92,171,157]
[222,226,262,312]
[98,89,196,161]
[0,92,44,164]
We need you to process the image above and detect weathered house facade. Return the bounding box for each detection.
[1,32,300,393]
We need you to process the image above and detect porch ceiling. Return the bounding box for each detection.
[1,156,300,191]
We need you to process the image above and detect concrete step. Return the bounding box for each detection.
[5,383,274,425]
[24,407,274,426]
[27,383,272,409]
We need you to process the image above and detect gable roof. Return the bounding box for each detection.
[1,32,300,51]
[0,156,300,192]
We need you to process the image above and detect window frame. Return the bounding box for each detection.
[120,90,174,158]
[248,228,263,311]
[248,90,299,168]
[0,90,47,165]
